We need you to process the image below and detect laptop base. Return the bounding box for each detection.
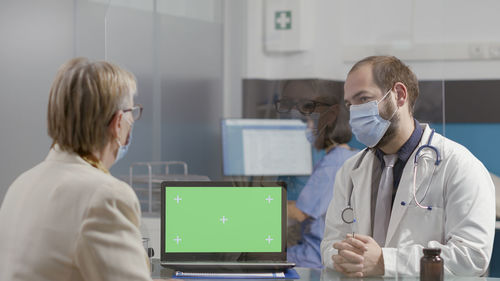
[161,261,296,272]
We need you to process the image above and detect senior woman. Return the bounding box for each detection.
[0,58,152,281]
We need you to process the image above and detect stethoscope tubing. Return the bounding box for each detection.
[342,129,441,224]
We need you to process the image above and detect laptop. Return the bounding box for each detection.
[160,181,295,272]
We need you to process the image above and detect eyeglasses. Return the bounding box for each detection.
[123,104,143,121]
[274,99,332,115]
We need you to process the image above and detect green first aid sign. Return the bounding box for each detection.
[165,187,282,253]
[275,11,292,30]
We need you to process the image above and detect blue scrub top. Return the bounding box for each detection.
[287,146,358,268]
[281,148,326,201]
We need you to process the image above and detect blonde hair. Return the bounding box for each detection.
[47,57,137,155]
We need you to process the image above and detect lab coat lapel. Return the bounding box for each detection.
[350,150,377,236]
[386,125,435,245]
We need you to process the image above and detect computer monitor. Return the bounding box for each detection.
[221,119,312,176]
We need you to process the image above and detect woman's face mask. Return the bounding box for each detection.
[305,112,320,144]
[349,89,398,148]
[115,117,133,163]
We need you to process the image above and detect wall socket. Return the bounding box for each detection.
[469,43,500,59]
[489,43,500,59]
[469,44,487,59]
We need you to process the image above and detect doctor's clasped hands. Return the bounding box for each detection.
[332,234,384,277]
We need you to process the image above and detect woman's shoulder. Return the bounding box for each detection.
[55,163,138,208]
[87,170,136,201]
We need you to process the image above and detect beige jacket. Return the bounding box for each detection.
[0,146,151,281]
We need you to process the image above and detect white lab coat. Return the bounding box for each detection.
[0,146,151,281]
[321,124,496,277]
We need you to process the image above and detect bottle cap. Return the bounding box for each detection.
[423,248,441,255]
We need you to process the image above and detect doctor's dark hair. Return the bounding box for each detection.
[349,56,419,114]
[280,79,352,148]
[47,57,136,155]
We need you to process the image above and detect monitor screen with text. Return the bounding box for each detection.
[222,119,312,176]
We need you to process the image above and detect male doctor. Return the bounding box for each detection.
[320,56,495,277]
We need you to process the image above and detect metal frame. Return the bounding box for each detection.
[129,161,189,213]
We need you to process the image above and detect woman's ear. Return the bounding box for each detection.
[108,111,123,140]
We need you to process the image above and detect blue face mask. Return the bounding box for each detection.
[305,128,315,143]
[349,89,397,148]
[305,112,320,144]
[115,120,133,163]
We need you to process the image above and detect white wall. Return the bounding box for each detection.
[243,0,500,81]
[0,0,74,203]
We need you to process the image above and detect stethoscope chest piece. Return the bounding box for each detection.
[341,206,355,224]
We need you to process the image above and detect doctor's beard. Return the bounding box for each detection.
[376,98,400,148]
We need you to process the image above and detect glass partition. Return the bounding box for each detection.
[75,0,224,214]
[74,0,452,210]
[73,0,500,211]
[71,0,500,274]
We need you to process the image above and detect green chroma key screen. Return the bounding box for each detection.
[165,186,282,253]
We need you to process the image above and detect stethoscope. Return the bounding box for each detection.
[341,129,442,225]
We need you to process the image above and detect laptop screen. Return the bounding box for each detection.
[161,181,287,262]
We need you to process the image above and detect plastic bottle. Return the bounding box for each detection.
[420,248,443,281]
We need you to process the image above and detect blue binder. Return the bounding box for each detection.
[172,268,300,279]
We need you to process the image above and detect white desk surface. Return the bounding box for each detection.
[150,260,500,280]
